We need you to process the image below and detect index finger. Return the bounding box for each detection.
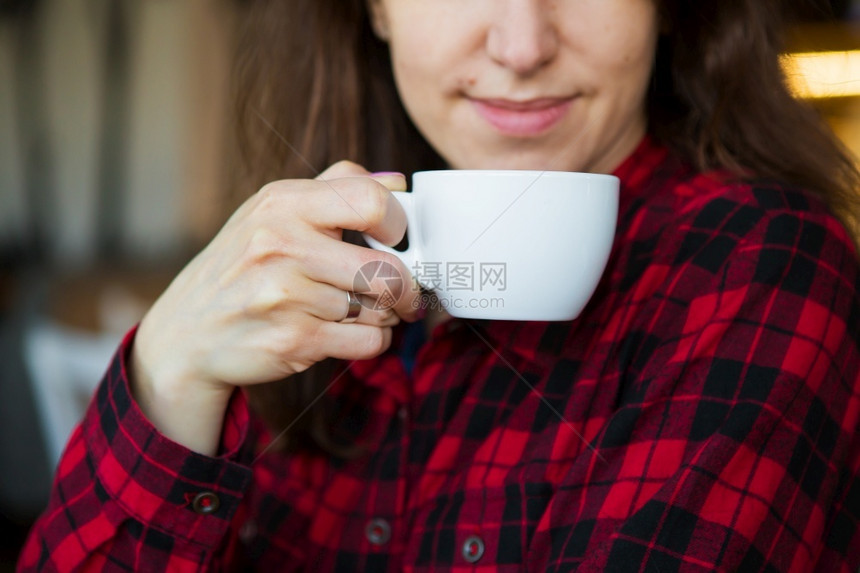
[300,175,408,247]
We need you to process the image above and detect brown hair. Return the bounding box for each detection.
[232,0,859,456]
[651,0,859,232]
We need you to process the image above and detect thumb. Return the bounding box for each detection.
[317,161,407,193]
[316,160,372,180]
[367,172,407,192]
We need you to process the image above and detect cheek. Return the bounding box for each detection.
[388,34,455,120]
[390,52,437,116]
[588,26,657,104]
[384,3,478,108]
[578,2,658,77]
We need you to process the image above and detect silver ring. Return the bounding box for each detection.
[340,291,361,323]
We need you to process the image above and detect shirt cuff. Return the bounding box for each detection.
[82,326,254,549]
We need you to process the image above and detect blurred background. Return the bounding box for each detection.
[0,0,859,568]
[0,0,239,567]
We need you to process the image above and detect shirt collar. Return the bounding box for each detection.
[612,134,669,198]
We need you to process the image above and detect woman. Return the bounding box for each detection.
[19,0,860,571]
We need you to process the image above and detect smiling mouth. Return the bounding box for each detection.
[470,97,575,137]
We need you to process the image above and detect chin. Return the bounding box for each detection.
[441,147,561,171]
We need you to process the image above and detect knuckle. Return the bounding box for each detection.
[270,327,298,362]
[361,327,390,356]
[318,160,366,180]
[278,236,309,265]
[255,181,282,207]
[355,180,389,228]
[242,282,282,316]
[374,309,398,327]
[331,159,361,172]
[255,180,305,215]
[271,325,303,357]
[244,227,283,263]
[250,186,282,219]
[376,251,409,279]
[284,359,312,376]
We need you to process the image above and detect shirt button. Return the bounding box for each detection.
[462,534,485,563]
[191,492,220,515]
[365,518,392,546]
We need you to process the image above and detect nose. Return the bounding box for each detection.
[486,0,559,75]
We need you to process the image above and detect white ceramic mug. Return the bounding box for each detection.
[364,170,619,321]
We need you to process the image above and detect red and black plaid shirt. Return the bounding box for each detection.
[19,138,860,572]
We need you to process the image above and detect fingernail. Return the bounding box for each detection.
[370,171,404,177]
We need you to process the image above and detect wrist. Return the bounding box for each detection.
[130,323,233,456]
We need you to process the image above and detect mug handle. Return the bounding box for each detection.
[362,191,419,278]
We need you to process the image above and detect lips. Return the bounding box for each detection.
[470,97,575,137]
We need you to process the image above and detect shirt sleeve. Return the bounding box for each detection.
[568,191,860,571]
[17,327,256,572]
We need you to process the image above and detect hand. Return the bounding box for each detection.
[130,161,419,453]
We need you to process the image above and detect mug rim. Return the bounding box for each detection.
[413,169,619,181]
